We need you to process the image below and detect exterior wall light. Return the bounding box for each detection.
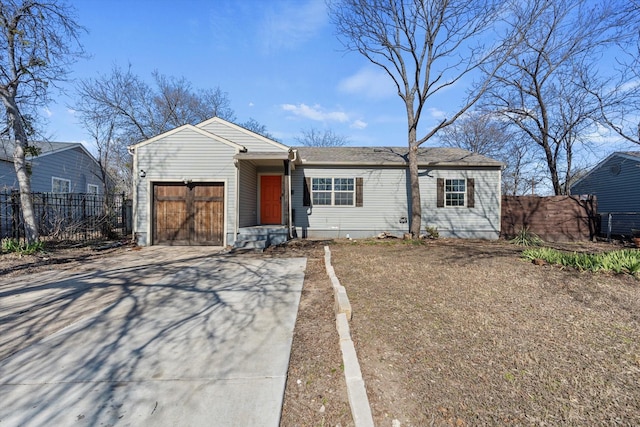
[139,169,146,178]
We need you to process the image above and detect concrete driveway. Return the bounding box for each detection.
[0,247,306,426]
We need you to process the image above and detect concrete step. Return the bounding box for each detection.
[233,239,267,249]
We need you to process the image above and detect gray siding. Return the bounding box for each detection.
[0,160,16,190]
[571,154,640,236]
[572,155,640,213]
[134,127,238,246]
[238,161,257,227]
[292,165,501,239]
[0,147,102,193]
[199,120,287,153]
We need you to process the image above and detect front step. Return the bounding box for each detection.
[233,226,289,251]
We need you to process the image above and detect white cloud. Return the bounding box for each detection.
[260,0,327,53]
[338,67,396,99]
[281,103,349,123]
[350,120,368,130]
[43,107,53,118]
[248,102,254,107]
[428,108,447,120]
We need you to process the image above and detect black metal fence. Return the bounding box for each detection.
[600,212,640,239]
[1,191,132,242]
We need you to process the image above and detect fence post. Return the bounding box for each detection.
[10,191,20,240]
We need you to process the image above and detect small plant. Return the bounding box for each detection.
[509,227,543,246]
[1,238,45,255]
[424,226,439,239]
[523,247,640,278]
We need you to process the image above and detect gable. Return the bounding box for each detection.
[196,117,289,153]
[571,152,640,191]
[129,124,244,151]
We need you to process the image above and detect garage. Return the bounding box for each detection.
[153,182,224,246]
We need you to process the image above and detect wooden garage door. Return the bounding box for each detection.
[153,183,224,245]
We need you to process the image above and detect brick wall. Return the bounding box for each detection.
[501,195,598,242]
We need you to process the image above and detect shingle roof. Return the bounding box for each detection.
[294,146,503,167]
[0,141,88,161]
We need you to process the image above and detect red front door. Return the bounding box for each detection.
[260,175,282,224]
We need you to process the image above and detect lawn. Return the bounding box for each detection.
[329,239,640,426]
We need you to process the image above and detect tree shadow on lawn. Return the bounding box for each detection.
[0,250,305,426]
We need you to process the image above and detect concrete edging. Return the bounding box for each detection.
[324,245,374,427]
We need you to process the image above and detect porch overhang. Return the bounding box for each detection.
[234,151,293,167]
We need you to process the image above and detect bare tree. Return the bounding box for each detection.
[0,0,84,243]
[239,117,277,140]
[295,127,348,147]
[329,0,535,236]
[75,65,238,191]
[438,112,535,195]
[588,2,640,145]
[485,0,630,195]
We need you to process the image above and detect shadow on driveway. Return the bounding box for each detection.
[0,248,306,426]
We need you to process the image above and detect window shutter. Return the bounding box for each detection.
[436,178,444,208]
[303,177,311,207]
[467,178,475,208]
[356,177,363,207]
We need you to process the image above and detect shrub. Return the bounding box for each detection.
[424,226,439,239]
[1,238,45,255]
[522,247,640,278]
[510,228,544,246]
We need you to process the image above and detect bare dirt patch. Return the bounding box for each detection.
[274,241,353,426]
[330,239,640,426]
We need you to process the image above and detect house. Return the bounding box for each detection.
[571,151,640,236]
[129,117,503,247]
[0,141,104,194]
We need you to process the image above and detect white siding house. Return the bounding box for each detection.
[292,147,502,240]
[130,118,503,247]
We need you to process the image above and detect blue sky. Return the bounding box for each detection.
[47,0,413,147]
[46,0,635,161]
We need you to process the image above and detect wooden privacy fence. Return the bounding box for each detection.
[501,195,598,242]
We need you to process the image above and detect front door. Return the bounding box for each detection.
[260,175,282,224]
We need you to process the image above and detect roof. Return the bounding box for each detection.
[294,146,504,167]
[0,141,99,165]
[570,151,640,190]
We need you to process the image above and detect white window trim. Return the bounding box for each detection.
[445,178,466,207]
[311,177,356,207]
[52,177,71,193]
[87,184,99,194]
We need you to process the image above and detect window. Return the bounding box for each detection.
[311,177,355,206]
[52,177,70,193]
[445,179,466,206]
[87,184,99,194]
[437,178,475,208]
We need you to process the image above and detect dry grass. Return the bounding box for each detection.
[330,239,640,426]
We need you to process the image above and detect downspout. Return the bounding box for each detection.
[234,156,240,247]
[288,149,297,239]
[129,146,138,245]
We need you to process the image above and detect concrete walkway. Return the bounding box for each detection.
[0,248,306,426]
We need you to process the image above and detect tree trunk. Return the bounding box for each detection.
[408,132,421,237]
[6,98,39,243]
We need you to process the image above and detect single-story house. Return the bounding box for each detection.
[571,151,640,236]
[0,141,104,194]
[129,117,503,247]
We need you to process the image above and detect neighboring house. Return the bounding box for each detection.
[0,141,103,194]
[571,151,640,236]
[129,117,503,247]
